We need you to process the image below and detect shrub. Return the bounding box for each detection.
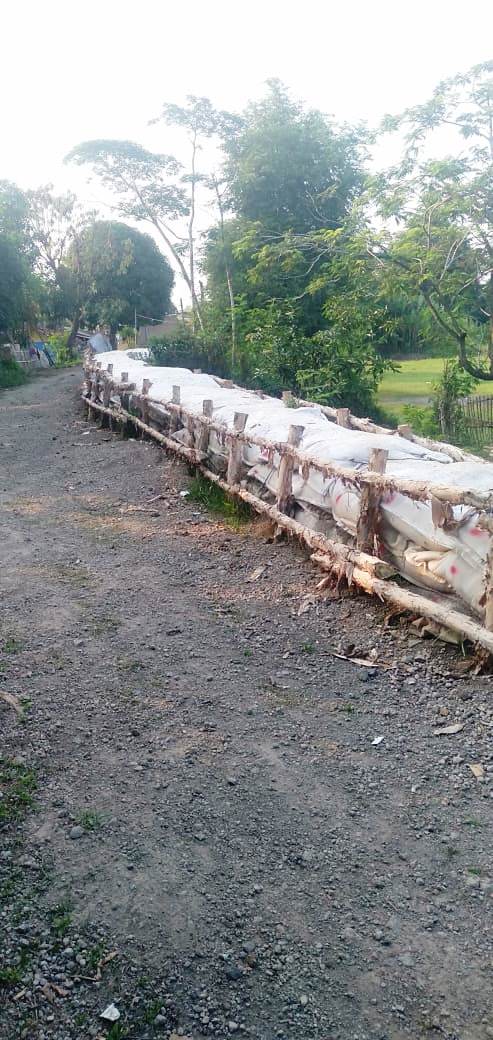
[46,333,78,367]
[0,358,28,389]
[147,331,209,371]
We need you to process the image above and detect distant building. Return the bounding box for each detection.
[137,314,187,347]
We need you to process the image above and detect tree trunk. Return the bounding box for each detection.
[66,310,81,358]
[488,270,493,371]
[212,175,237,375]
[109,326,118,350]
[189,131,197,335]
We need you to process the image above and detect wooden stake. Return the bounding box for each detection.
[227,412,248,485]
[170,386,181,433]
[141,378,152,429]
[357,448,389,552]
[484,536,493,631]
[397,423,412,439]
[277,425,304,514]
[336,408,350,428]
[199,400,214,454]
[80,381,493,656]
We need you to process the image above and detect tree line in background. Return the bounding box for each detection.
[2,60,493,418]
[0,185,174,357]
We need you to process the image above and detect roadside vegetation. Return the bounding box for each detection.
[0,358,28,389]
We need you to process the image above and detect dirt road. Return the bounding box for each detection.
[1,368,492,1040]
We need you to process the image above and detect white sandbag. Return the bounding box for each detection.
[92,351,493,618]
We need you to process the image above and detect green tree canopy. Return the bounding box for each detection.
[369,60,493,378]
[223,80,365,233]
[68,220,174,340]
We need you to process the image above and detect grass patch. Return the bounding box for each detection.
[2,635,24,654]
[0,944,37,987]
[300,642,315,654]
[0,760,37,824]
[0,359,28,390]
[49,899,73,937]
[77,809,103,832]
[378,356,493,419]
[0,964,23,986]
[144,1000,163,1024]
[106,1024,129,1040]
[188,475,251,527]
[90,614,120,636]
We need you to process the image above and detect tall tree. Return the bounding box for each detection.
[25,186,93,349]
[223,80,364,233]
[152,97,238,331]
[66,102,235,333]
[67,221,174,345]
[371,60,493,378]
[0,182,43,339]
[202,81,367,375]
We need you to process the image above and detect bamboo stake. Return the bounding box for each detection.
[357,448,388,552]
[484,540,493,631]
[227,412,247,485]
[170,386,181,433]
[336,408,350,428]
[277,425,304,514]
[88,369,493,508]
[101,375,114,429]
[81,383,493,655]
[199,400,214,453]
[141,378,152,429]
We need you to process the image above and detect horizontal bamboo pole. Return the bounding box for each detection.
[81,395,206,465]
[132,393,492,510]
[85,363,493,509]
[213,376,480,462]
[352,566,493,655]
[81,379,493,655]
[311,550,395,580]
[200,465,396,578]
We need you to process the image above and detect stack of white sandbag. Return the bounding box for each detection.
[93,351,493,618]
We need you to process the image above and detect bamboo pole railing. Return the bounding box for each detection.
[81,359,493,656]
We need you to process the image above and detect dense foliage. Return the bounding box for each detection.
[0,187,174,356]
[3,61,492,415]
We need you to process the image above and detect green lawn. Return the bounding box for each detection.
[378,357,493,419]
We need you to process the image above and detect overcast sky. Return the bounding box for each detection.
[3,0,492,302]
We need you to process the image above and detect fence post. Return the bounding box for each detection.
[336,408,350,428]
[277,425,304,514]
[170,385,181,433]
[227,412,248,485]
[356,448,389,552]
[199,400,213,455]
[119,372,129,437]
[141,378,152,431]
